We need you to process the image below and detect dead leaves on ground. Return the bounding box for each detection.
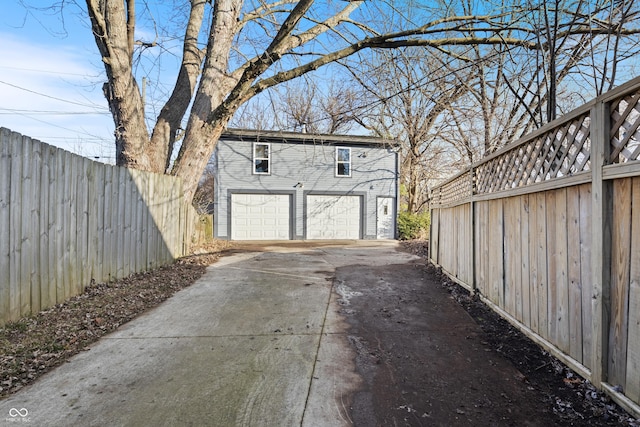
[0,253,220,398]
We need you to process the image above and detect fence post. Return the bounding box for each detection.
[469,166,476,292]
[591,99,613,389]
[429,190,436,265]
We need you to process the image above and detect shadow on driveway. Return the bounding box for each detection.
[0,241,568,426]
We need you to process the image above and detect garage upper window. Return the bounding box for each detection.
[336,147,351,177]
[253,143,270,174]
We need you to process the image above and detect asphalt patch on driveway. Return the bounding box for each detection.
[336,255,638,426]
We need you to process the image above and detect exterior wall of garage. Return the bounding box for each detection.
[213,130,399,240]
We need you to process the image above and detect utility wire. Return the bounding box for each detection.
[0,79,109,110]
[8,109,111,144]
[0,108,110,115]
[0,65,102,78]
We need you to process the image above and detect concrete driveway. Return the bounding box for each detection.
[0,241,412,426]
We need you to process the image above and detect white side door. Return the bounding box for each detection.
[376,197,394,239]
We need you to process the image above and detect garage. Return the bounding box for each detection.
[231,194,291,240]
[306,195,361,239]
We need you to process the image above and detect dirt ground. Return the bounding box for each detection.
[369,240,637,426]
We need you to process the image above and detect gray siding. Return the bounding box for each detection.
[214,137,398,239]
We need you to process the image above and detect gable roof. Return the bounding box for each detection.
[220,128,399,148]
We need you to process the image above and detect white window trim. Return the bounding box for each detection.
[335,147,351,177]
[253,142,271,175]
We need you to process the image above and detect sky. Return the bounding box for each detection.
[0,2,358,163]
[0,3,116,161]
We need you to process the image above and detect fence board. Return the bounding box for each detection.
[625,177,640,402]
[64,153,81,300]
[146,172,155,269]
[609,178,632,388]
[30,139,43,314]
[148,174,158,269]
[155,174,166,265]
[520,195,531,327]
[19,136,33,316]
[128,170,139,272]
[459,205,466,282]
[488,199,504,306]
[47,147,59,306]
[55,151,65,302]
[528,194,540,334]
[116,167,126,279]
[143,172,152,270]
[123,170,133,278]
[9,132,23,319]
[0,129,11,320]
[431,208,439,265]
[465,203,472,285]
[535,192,549,340]
[504,197,521,319]
[449,207,457,277]
[58,151,69,301]
[137,172,146,270]
[77,157,89,293]
[546,190,559,343]
[94,164,107,283]
[130,170,146,272]
[39,143,51,311]
[104,165,115,280]
[162,175,174,262]
[451,205,459,279]
[87,162,101,283]
[579,184,593,369]
[556,189,570,353]
[475,201,488,296]
[169,177,177,258]
[170,177,181,258]
[567,186,583,362]
[441,207,449,270]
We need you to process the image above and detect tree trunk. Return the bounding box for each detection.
[87,0,153,171]
[172,119,226,202]
[171,0,243,201]
[148,0,208,173]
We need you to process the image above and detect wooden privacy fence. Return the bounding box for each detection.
[0,128,201,325]
[430,76,640,417]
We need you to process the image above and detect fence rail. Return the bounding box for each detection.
[0,128,201,325]
[429,76,640,417]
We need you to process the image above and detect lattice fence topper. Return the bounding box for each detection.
[431,169,472,206]
[474,113,592,195]
[610,92,640,163]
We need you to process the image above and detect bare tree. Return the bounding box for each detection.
[437,0,640,165]
[350,48,466,213]
[280,82,320,134]
[318,80,362,135]
[584,0,640,95]
[80,0,639,201]
[230,97,283,131]
[275,79,363,134]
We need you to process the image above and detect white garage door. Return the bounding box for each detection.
[231,194,290,240]
[306,195,361,239]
